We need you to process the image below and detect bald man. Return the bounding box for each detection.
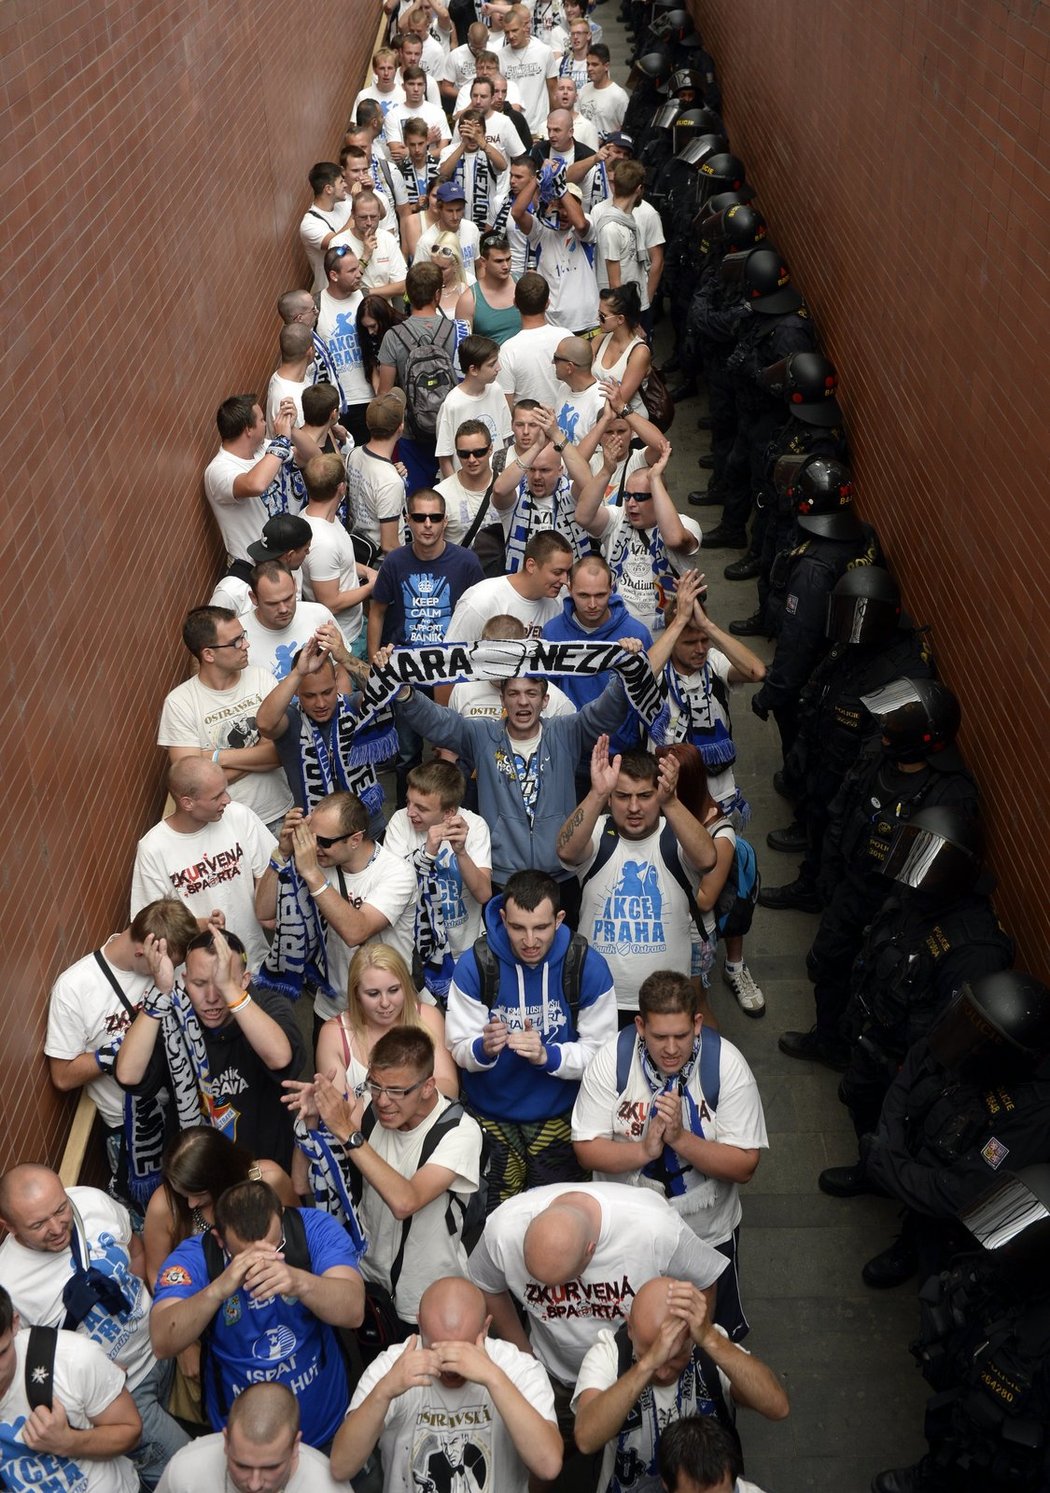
[130,757,279,973]
[0,1166,188,1487]
[553,334,605,443]
[156,1382,344,1492]
[574,1278,788,1492]
[332,1276,562,1491]
[468,1184,728,1421]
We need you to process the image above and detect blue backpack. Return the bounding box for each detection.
[615,1024,721,1109]
[712,825,760,939]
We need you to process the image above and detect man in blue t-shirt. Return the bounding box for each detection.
[151,1181,364,1449]
[367,488,484,803]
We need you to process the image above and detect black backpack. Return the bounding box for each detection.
[471,930,590,1030]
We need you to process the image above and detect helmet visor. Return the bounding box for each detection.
[960,1166,1050,1254]
[880,821,977,892]
[825,590,897,645]
[927,983,1012,1071]
[859,678,923,725]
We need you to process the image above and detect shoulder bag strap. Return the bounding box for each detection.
[92,950,138,1019]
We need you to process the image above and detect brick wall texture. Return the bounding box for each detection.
[0,0,378,1171]
[693,0,1050,970]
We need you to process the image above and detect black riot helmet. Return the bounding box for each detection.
[705,189,752,216]
[675,132,728,167]
[633,50,674,87]
[927,972,1050,1081]
[825,566,902,645]
[649,102,682,132]
[697,151,747,191]
[780,456,860,539]
[651,8,690,42]
[699,203,767,250]
[669,104,721,138]
[663,68,708,102]
[961,1165,1050,1274]
[759,351,843,426]
[880,805,985,896]
[859,677,961,762]
[721,247,803,313]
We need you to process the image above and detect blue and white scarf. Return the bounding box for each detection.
[504,473,593,573]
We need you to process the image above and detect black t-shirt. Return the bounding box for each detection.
[123,985,305,1171]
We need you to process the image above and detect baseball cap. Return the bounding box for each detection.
[436,181,467,202]
[601,131,635,152]
[563,182,584,201]
[247,514,313,564]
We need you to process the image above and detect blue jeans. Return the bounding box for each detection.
[131,1357,188,1488]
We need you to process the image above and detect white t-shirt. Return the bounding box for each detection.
[45,944,150,1129]
[301,514,364,646]
[385,99,449,145]
[299,199,355,292]
[573,1326,737,1493]
[395,67,442,107]
[588,446,650,502]
[315,846,418,1020]
[571,1030,768,1246]
[590,202,650,303]
[353,83,405,121]
[346,446,408,548]
[596,505,702,633]
[157,667,293,826]
[316,288,372,407]
[130,803,276,974]
[526,217,599,332]
[330,226,407,295]
[571,817,699,1010]
[156,1435,343,1493]
[442,42,480,88]
[448,678,574,722]
[553,378,605,444]
[203,447,269,564]
[664,651,740,809]
[241,600,338,682]
[383,808,492,954]
[434,472,491,545]
[435,384,513,463]
[0,1188,154,1392]
[500,38,559,132]
[445,576,560,642]
[265,372,307,432]
[497,324,564,406]
[416,219,482,282]
[0,1330,137,1493]
[468,1182,728,1384]
[577,80,629,135]
[350,1336,556,1493]
[359,1095,483,1321]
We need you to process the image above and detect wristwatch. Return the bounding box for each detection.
[343,1130,365,1150]
[552,438,566,452]
[618,404,632,418]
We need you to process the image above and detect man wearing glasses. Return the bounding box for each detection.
[158,606,292,834]
[435,418,497,545]
[309,1027,483,1336]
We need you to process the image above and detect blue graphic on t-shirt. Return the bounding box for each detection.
[401,571,453,645]
[556,401,581,442]
[0,1421,87,1492]
[511,747,540,823]
[593,859,666,955]
[434,846,467,929]
[328,313,364,385]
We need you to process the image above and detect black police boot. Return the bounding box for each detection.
[696,453,716,469]
[778,1027,849,1071]
[819,1162,886,1199]
[728,610,772,637]
[767,822,807,853]
[759,878,820,913]
[871,1458,944,1493]
[700,523,748,549]
[668,379,698,402]
[688,488,722,507]
[696,413,713,430]
[723,554,762,580]
[862,1232,919,1289]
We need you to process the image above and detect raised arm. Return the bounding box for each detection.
[556,735,618,866]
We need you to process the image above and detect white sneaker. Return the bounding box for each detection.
[723,963,765,1018]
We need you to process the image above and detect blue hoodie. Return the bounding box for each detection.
[542,593,653,754]
[445,897,617,1121]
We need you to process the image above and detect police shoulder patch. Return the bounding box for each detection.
[785,594,798,614]
[981,1136,1009,1170]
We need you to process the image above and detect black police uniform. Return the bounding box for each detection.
[683,249,748,481]
[751,417,851,606]
[753,527,882,759]
[839,887,1015,1139]
[808,742,979,1045]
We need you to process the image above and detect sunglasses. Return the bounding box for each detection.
[432,245,458,257]
[314,830,356,849]
[407,512,444,523]
[328,244,354,260]
[455,445,491,459]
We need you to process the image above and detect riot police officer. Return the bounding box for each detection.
[861,971,1050,1290]
[779,678,978,1069]
[748,458,881,760]
[762,567,936,907]
[818,806,1014,1187]
[658,150,747,378]
[873,1164,1050,1492]
[702,248,819,550]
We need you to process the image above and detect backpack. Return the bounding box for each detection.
[396,321,457,439]
[711,824,760,940]
[472,930,590,1030]
[615,1024,721,1109]
[581,818,703,929]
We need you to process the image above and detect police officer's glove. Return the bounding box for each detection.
[751,693,770,722]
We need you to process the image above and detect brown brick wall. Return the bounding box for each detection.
[0,1,379,1172]
[694,0,1050,971]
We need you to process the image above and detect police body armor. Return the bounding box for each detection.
[725,310,817,429]
[758,417,850,569]
[911,1259,1050,1489]
[765,526,881,640]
